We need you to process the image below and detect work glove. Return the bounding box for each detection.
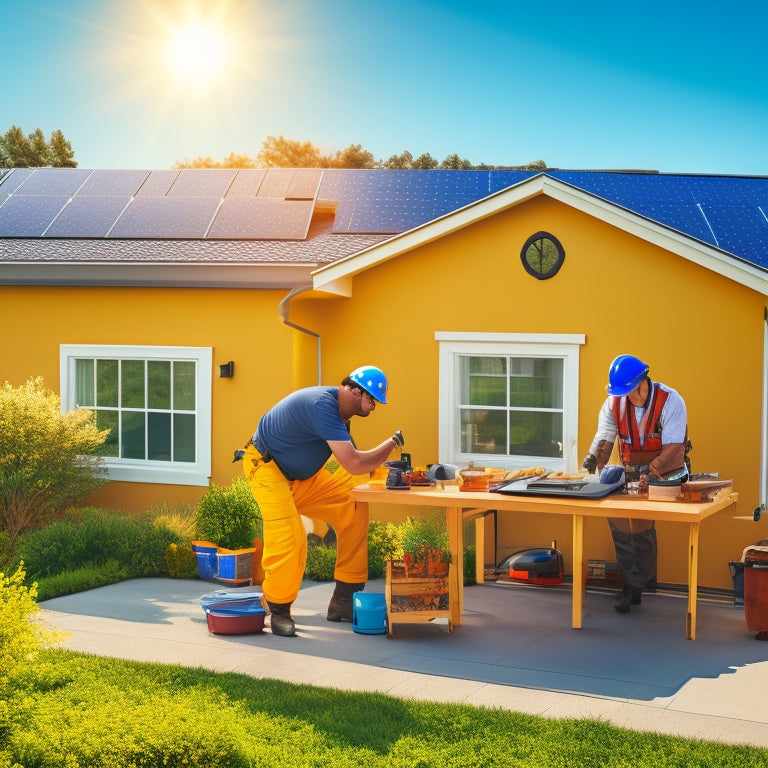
[392,430,405,448]
[582,453,597,474]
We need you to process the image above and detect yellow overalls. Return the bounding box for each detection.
[243,443,370,605]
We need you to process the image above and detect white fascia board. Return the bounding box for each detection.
[0,263,316,288]
[312,174,768,297]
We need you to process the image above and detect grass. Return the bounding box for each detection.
[5,649,767,768]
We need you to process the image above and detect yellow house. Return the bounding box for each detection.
[1,167,766,590]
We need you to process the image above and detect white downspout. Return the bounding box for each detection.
[279,285,322,385]
[761,308,768,508]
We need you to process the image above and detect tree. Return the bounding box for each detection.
[383,151,413,170]
[0,126,30,167]
[49,129,77,167]
[28,128,51,167]
[411,152,439,170]
[257,135,324,168]
[331,144,376,169]
[440,153,473,170]
[0,125,77,168]
[0,378,108,544]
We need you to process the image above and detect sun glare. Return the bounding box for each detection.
[166,21,228,86]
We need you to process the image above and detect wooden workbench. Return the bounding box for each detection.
[352,484,739,640]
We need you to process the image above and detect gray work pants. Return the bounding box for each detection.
[607,518,657,592]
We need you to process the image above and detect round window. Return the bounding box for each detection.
[521,231,565,279]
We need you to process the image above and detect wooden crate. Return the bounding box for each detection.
[385,560,456,637]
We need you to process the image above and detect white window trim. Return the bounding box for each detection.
[436,332,585,471]
[60,344,212,486]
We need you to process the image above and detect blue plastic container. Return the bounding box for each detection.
[195,550,217,580]
[352,592,387,635]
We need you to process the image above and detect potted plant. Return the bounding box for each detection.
[398,514,451,577]
[196,478,263,584]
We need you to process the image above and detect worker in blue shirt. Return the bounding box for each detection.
[243,365,403,636]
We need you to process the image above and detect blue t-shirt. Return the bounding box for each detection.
[253,386,351,480]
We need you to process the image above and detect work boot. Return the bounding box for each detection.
[260,596,296,637]
[327,580,365,622]
[615,587,642,614]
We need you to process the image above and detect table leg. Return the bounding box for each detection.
[687,521,700,640]
[475,516,486,584]
[572,513,584,629]
[446,506,463,627]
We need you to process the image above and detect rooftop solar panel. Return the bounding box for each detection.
[286,169,323,200]
[14,168,92,196]
[167,169,238,198]
[0,195,69,236]
[135,170,180,197]
[77,170,150,197]
[108,197,219,238]
[44,196,132,238]
[701,205,768,265]
[207,198,314,239]
[0,168,35,200]
[257,169,296,198]
[225,169,267,197]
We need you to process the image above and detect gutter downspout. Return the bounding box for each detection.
[279,285,321,385]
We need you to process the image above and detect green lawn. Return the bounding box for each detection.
[4,649,767,768]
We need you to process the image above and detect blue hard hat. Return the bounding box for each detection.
[606,354,649,396]
[349,365,388,403]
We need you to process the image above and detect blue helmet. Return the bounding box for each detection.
[349,365,388,403]
[606,354,649,396]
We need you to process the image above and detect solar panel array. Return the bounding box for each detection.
[0,167,766,267]
[0,167,323,240]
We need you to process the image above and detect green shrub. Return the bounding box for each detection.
[149,501,198,540]
[34,560,129,602]
[0,564,65,685]
[464,545,476,586]
[165,542,198,579]
[17,507,184,583]
[304,543,337,581]
[197,478,262,550]
[0,377,109,544]
[367,520,401,579]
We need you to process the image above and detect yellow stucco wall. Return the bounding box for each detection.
[0,284,297,510]
[2,193,766,589]
[293,195,768,588]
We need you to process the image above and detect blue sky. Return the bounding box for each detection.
[6,0,767,174]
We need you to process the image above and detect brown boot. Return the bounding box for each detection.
[327,580,365,622]
[260,596,296,637]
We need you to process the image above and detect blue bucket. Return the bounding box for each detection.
[352,592,387,635]
[195,550,217,580]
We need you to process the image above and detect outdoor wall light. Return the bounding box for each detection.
[219,361,235,378]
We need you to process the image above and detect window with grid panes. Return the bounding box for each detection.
[60,345,211,485]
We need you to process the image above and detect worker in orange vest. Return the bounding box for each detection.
[583,354,689,614]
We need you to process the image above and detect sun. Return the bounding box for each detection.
[165,21,229,86]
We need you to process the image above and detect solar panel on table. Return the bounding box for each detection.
[167,169,238,198]
[44,196,132,237]
[108,197,220,238]
[12,168,92,196]
[77,170,150,197]
[207,198,314,239]
[135,170,180,197]
[0,196,69,236]
[225,169,267,197]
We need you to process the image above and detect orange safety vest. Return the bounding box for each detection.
[610,383,669,466]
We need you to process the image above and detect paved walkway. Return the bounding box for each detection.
[40,577,768,749]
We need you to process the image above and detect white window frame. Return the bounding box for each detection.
[436,332,585,471]
[60,344,212,486]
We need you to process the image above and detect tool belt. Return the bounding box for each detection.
[232,438,273,464]
[623,463,649,482]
